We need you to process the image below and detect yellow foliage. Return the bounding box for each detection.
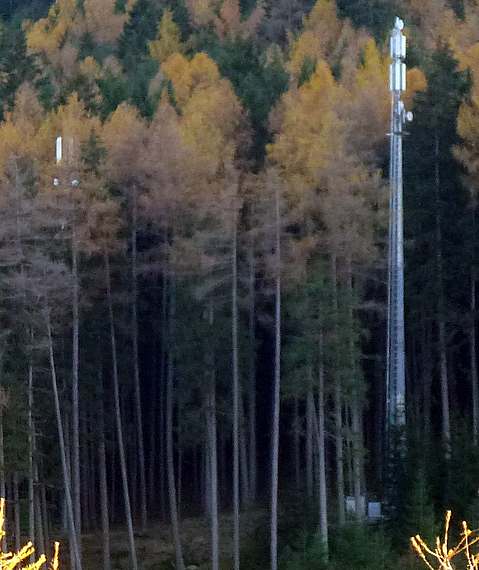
[26,0,79,59]
[269,60,346,183]
[149,9,185,63]
[0,85,43,176]
[0,498,60,569]
[181,80,242,173]
[287,0,361,83]
[185,0,263,39]
[103,103,145,181]
[83,0,129,44]
[412,511,479,569]
[34,93,101,166]
[186,0,217,27]
[162,52,221,108]
[79,56,102,81]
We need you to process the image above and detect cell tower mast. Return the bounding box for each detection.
[387,18,411,437]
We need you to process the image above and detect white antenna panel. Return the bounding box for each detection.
[56,136,62,164]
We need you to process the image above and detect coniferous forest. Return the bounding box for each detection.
[3,0,479,568]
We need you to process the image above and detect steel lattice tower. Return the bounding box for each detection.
[386,18,411,436]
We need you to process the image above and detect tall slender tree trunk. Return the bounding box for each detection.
[472,269,478,445]
[72,226,82,564]
[159,269,168,520]
[33,436,45,555]
[177,399,183,519]
[293,397,301,491]
[0,397,6,553]
[13,472,20,552]
[45,308,81,570]
[131,187,147,530]
[306,388,314,498]
[247,244,257,502]
[166,273,185,570]
[104,253,138,570]
[28,362,35,552]
[331,255,345,525]
[239,401,250,505]
[41,477,50,555]
[98,374,111,570]
[347,260,364,518]
[206,363,219,570]
[434,135,451,458]
[232,211,240,570]
[271,177,281,570]
[316,332,328,556]
[471,205,478,445]
[421,317,432,444]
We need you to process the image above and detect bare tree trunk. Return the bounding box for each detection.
[98,374,111,570]
[331,255,345,525]
[271,177,281,570]
[247,244,257,502]
[166,274,185,570]
[13,472,20,552]
[312,353,328,557]
[421,317,432,443]
[41,478,50,555]
[33,438,45,555]
[239,401,250,506]
[131,187,147,531]
[471,269,478,445]
[104,253,138,570]
[434,135,451,459]
[159,269,168,520]
[28,362,35,553]
[306,389,313,498]
[147,373,157,513]
[0,401,6,552]
[293,396,301,491]
[177,399,183,519]
[347,261,364,519]
[72,227,82,564]
[206,364,219,570]
[317,334,328,555]
[232,211,241,570]
[45,308,81,570]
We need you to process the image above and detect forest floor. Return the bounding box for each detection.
[82,509,266,569]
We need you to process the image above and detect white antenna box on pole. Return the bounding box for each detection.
[56,136,62,164]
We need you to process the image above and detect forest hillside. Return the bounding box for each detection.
[0,0,478,569]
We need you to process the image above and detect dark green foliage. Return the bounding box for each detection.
[0,23,34,119]
[97,71,129,118]
[117,0,165,116]
[261,0,314,47]
[280,533,328,570]
[448,426,479,522]
[81,129,107,175]
[336,0,397,40]
[400,466,436,548]
[329,525,395,570]
[118,0,163,64]
[278,523,395,570]
[0,0,52,22]
[405,45,471,354]
[208,37,288,163]
[298,56,316,87]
